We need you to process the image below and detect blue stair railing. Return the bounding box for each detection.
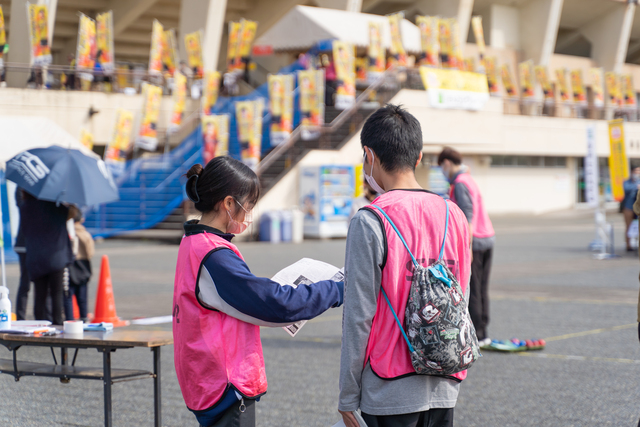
[84,127,202,238]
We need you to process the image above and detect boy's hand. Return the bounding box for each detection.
[338,409,361,427]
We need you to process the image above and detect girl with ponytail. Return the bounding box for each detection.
[173,157,344,427]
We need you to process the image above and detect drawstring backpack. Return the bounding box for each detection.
[372,199,481,376]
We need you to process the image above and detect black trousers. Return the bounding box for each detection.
[469,247,493,341]
[33,269,65,325]
[15,253,30,321]
[209,399,255,427]
[362,408,454,427]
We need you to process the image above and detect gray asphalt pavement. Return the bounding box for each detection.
[0,209,639,426]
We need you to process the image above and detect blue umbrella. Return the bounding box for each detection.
[5,146,119,206]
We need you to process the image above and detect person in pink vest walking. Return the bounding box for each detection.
[173,157,344,427]
[338,105,472,427]
[438,147,495,347]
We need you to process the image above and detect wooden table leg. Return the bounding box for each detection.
[153,347,161,427]
[103,348,113,427]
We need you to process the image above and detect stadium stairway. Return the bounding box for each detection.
[84,128,203,239]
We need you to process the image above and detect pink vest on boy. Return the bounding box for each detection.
[173,231,267,411]
[450,172,495,239]
[364,190,472,382]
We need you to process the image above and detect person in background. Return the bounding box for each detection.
[438,147,495,347]
[623,166,640,251]
[14,188,30,320]
[173,157,344,427]
[63,207,94,322]
[21,193,73,325]
[322,54,336,106]
[339,105,471,427]
[348,179,377,221]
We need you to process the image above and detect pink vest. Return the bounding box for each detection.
[365,190,472,382]
[450,173,495,239]
[173,231,267,411]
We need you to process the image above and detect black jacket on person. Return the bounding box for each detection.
[21,198,73,280]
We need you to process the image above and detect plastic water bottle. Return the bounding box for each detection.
[0,286,11,330]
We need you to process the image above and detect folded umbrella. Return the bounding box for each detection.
[5,146,119,206]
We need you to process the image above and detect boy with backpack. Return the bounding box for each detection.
[338,105,475,427]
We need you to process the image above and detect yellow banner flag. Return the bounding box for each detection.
[185,31,203,79]
[605,72,621,107]
[608,119,629,202]
[0,6,6,57]
[555,68,571,102]
[534,65,553,101]
[501,64,517,98]
[170,70,187,132]
[298,69,325,129]
[484,57,499,94]
[590,68,605,109]
[388,13,407,66]
[237,19,257,69]
[202,71,221,116]
[161,29,178,76]
[202,115,229,164]
[105,109,134,169]
[136,83,163,151]
[570,69,586,103]
[416,16,439,67]
[149,20,164,76]
[80,129,94,150]
[471,16,485,56]
[519,61,534,99]
[333,41,356,110]
[227,22,241,72]
[236,100,264,170]
[96,11,114,73]
[76,14,96,72]
[368,22,385,74]
[621,75,636,108]
[268,74,294,146]
[28,4,52,66]
[438,18,455,69]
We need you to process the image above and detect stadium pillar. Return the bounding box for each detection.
[582,1,636,73]
[316,0,362,12]
[179,0,228,72]
[518,0,563,66]
[6,0,31,87]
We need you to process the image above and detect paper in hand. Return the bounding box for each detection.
[331,411,368,427]
[270,258,344,337]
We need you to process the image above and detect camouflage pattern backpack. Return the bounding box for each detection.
[372,200,481,376]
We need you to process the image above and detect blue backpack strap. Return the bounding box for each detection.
[371,204,418,267]
[380,286,415,353]
[438,199,450,261]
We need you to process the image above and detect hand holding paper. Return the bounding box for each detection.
[270,258,344,337]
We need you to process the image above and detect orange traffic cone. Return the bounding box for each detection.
[92,255,129,327]
[72,295,80,320]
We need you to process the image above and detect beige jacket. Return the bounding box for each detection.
[633,192,640,322]
[74,222,95,261]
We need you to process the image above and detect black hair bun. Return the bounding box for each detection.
[186,164,204,179]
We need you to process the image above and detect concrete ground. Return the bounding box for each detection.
[0,209,639,426]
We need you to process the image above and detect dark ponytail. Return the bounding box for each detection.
[185,156,260,214]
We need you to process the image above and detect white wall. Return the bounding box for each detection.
[0,88,199,146]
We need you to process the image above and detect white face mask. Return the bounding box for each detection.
[226,199,253,235]
[364,148,385,195]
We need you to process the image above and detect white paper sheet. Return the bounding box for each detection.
[270,258,344,337]
[331,411,368,427]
